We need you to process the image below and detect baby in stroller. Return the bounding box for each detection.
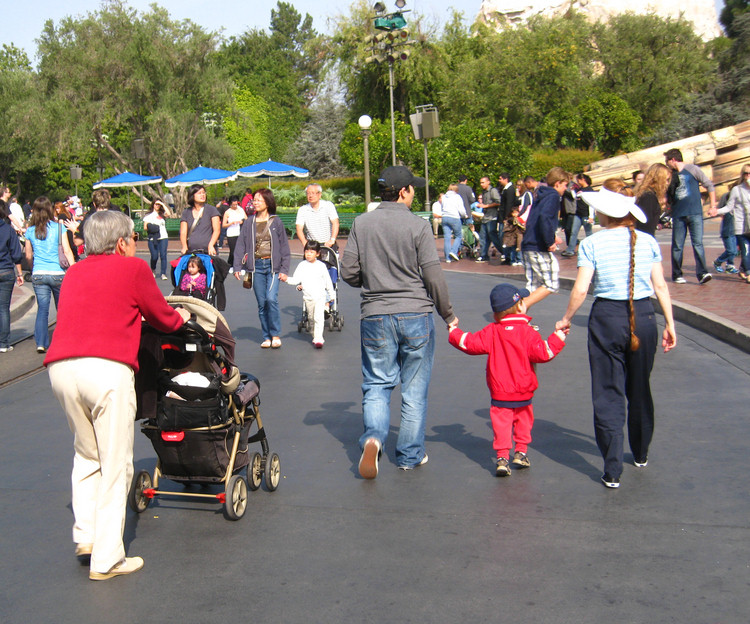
[287,241,335,348]
[177,255,208,297]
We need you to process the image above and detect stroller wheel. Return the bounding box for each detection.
[336,314,344,331]
[224,475,248,521]
[264,453,281,492]
[297,321,303,333]
[128,470,152,513]
[248,452,263,491]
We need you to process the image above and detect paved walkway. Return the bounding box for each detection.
[9,217,749,352]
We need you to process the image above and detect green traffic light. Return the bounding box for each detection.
[374,12,407,31]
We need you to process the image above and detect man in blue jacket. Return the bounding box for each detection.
[664,148,718,284]
[521,167,568,308]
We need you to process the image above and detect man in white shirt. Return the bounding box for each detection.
[295,184,340,249]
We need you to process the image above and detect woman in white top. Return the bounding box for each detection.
[556,180,676,489]
[142,199,171,280]
[221,195,246,269]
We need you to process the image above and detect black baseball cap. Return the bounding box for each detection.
[378,166,426,192]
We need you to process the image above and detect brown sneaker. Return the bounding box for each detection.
[495,457,511,477]
[75,543,93,558]
[89,557,144,581]
[512,451,530,469]
[358,438,381,479]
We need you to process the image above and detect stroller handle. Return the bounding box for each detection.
[183,317,211,344]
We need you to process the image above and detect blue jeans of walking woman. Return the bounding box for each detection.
[442,216,463,260]
[359,312,435,468]
[0,270,14,349]
[148,237,169,277]
[252,258,281,341]
[32,273,64,350]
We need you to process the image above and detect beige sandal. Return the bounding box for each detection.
[271,337,282,348]
[260,340,272,348]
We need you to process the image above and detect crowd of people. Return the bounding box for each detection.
[0,152,745,580]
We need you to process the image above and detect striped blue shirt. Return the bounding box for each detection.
[578,228,661,300]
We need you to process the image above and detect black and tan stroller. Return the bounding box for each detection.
[131,296,280,521]
[296,245,344,334]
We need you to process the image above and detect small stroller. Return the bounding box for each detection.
[131,296,280,521]
[297,245,344,333]
[459,224,481,260]
[170,251,231,311]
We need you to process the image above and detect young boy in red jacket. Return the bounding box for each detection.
[448,283,567,477]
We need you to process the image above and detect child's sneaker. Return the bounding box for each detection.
[713,260,725,273]
[512,451,530,469]
[495,457,511,477]
[726,265,739,274]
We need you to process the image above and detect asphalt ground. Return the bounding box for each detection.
[1,261,749,623]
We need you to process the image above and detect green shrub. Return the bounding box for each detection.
[529,149,604,179]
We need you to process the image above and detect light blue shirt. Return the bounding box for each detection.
[27,223,65,274]
[578,228,661,300]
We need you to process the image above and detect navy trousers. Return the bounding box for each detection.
[587,298,658,479]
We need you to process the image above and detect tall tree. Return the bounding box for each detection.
[593,13,715,134]
[0,45,41,194]
[35,1,233,186]
[219,1,325,158]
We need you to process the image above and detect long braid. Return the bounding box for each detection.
[628,224,640,351]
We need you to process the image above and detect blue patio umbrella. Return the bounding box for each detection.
[92,171,163,189]
[236,160,309,187]
[164,165,238,188]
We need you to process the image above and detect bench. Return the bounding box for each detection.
[277,211,433,239]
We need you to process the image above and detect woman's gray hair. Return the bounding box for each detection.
[85,210,134,255]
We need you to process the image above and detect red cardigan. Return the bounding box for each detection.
[449,314,565,403]
[45,254,184,372]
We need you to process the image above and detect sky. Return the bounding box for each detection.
[6,1,729,63]
[7,0,472,63]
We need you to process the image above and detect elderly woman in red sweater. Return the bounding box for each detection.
[45,210,189,581]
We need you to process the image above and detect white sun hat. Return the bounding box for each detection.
[581,187,647,223]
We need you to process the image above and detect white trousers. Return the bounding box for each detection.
[305,297,326,343]
[49,358,136,574]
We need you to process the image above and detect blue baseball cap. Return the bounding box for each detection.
[490,283,530,313]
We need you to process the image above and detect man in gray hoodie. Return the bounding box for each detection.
[342,166,458,479]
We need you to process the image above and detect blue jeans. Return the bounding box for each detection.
[565,215,592,254]
[148,237,169,276]
[671,214,708,279]
[0,270,14,348]
[442,216,463,259]
[714,234,737,267]
[737,234,750,273]
[252,258,281,341]
[359,312,435,467]
[32,274,64,349]
[480,219,503,259]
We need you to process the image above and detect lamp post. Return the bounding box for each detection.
[358,115,373,207]
[409,104,440,210]
[69,165,82,198]
[365,1,413,166]
[132,137,146,215]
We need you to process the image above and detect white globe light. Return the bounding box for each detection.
[358,115,373,130]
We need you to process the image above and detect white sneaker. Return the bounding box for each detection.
[89,556,144,580]
[674,277,687,284]
[161,274,168,280]
[358,438,381,479]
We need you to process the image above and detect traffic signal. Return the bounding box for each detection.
[374,11,407,31]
